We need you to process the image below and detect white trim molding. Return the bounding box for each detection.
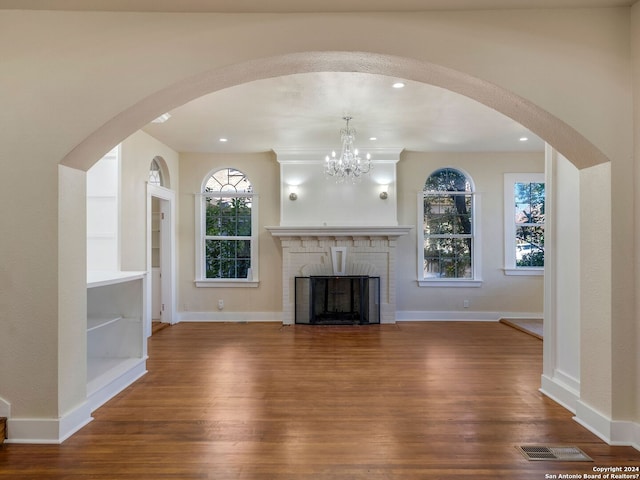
[574,401,640,450]
[540,373,580,414]
[178,311,283,322]
[396,311,542,321]
[503,268,543,276]
[5,402,92,444]
[503,172,545,273]
[418,279,483,287]
[266,225,412,239]
[194,279,259,288]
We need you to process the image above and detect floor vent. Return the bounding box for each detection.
[517,445,593,462]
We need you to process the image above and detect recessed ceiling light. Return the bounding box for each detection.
[219,138,228,142]
[392,82,405,89]
[151,113,171,123]
[519,137,529,142]
[369,137,377,141]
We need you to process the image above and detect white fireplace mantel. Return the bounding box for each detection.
[265,225,413,239]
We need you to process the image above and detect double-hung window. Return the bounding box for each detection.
[195,168,259,287]
[504,173,545,275]
[419,168,481,287]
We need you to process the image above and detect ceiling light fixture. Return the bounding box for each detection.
[392,82,405,89]
[519,137,529,142]
[151,113,171,123]
[219,138,228,142]
[324,116,371,184]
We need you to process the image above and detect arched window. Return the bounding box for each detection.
[195,168,258,286]
[148,157,165,186]
[419,168,480,286]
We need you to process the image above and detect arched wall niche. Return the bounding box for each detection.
[60,51,610,172]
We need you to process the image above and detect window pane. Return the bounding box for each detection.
[516,226,545,267]
[149,158,164,186]
[514,182,545,225]
[205,197,252,236]
[205,168,252,193]
[423,238,472,279]
[205,239,251,278]
[424,168,471,192]
[424,195,472,235]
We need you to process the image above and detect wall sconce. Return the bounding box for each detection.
[288,185,298,201]
[379,185,389,200]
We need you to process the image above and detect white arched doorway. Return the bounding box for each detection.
[57,51,615,445]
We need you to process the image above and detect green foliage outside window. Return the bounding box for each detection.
[514,182,545,267]
[204,193,252,279]
[423,168,473,279]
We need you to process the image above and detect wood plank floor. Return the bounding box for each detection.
[1,322,639,479]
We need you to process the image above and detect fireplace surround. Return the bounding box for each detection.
[266,226,412,324]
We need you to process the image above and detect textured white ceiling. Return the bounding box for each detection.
[142,72,545,154]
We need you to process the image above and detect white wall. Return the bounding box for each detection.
[277,151,400,227]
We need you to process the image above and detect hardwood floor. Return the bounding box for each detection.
[1,322,639,479]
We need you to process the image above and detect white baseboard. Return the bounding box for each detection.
[396,311,542,321]
[540,373,580,413]
[5,402,92,444]
[574,400,640,450]
[178,311,283,322]
[177,310,543,323]
[87,360,147,413]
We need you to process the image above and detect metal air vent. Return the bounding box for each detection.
[517,445,593,462]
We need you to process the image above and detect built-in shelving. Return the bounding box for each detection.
[86,271,147,411]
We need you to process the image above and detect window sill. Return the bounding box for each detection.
[418,279,483,288]
[195,279,260,288]
[503,268,543,276]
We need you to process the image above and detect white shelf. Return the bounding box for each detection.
[87,315,123,332]
[86,272,147,412]
[87,270,146,288]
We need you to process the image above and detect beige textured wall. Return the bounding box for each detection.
[0,7,635,434]
[396,151,545,315]
[58,165,87,418]
[178,152,282,314]
[120,131,180,272]
[579,162,613,417]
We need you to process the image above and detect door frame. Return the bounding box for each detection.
[146,183,176,337]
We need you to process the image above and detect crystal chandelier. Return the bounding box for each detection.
[324,116,371,183]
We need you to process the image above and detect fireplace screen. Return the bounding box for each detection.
[295,276,380,325]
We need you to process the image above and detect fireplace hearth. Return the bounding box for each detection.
[295,276,380,325]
